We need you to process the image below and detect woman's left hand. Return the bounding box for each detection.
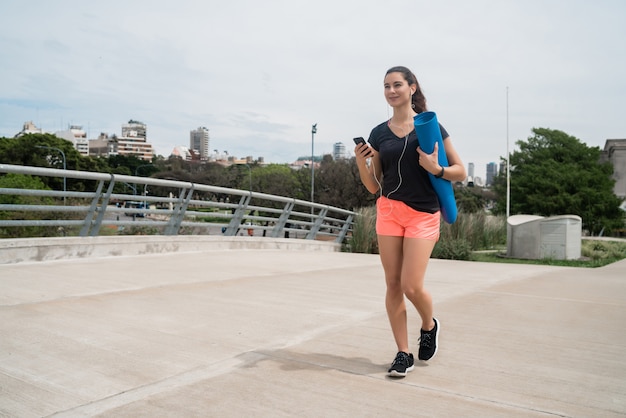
[417,142,440,175]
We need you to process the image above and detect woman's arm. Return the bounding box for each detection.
[354,143,381,194]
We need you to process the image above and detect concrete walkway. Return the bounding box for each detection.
[1,238,625,417]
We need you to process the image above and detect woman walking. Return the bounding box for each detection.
[354,66,466,377]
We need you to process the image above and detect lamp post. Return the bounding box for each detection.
[245,164,252,193]
[134,164,152,177]
[36,145,66,205]
[134,164,152,197]
[135,164,152,211]
[311,123,317,210]
[506,87,510,219]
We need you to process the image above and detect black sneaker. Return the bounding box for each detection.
[418,317,440,361]
[387,351,414,377]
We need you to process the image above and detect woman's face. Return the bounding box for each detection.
[384,72,413,108]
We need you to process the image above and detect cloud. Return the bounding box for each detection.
[0,0,624,180]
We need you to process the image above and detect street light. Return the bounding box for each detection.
[244,164,252,193]
[506,87,510,219]
[36,145,66,205]
[135,164,152,209]
[311,123,317,209]
[134,164,152,194]
[134,164,152,177]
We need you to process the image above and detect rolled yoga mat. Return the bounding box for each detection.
[413,111,458,224]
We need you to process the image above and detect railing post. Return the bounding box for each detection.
[306,207,328,240]
[80,178,108,237]
[336,214,354,243]
[225,195,251,236]
[89,174,116,236]
[164,185,195,236]
[270,201,295,238]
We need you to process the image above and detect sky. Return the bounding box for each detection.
[1,0,625,181]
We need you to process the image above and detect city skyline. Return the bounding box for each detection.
[9,118,497,181]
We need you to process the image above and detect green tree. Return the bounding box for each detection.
[492,128,623,235]
[0,133,86,192]
[0,173,59,238]
[316,155,376,210]
[254,164,305,199]
[455,187,484,214]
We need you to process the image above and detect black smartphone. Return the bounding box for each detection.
[353,137,373,157]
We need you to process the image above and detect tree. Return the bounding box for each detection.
[253,164,305,199]
[316,156,376,210]
[0,173,58,238]
[492,128,623,235]
[0,133,87,192]
[455,187,485,214]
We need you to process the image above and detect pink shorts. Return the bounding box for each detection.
[376,196,440,240]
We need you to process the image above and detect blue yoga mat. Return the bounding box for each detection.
[413,111,458,224]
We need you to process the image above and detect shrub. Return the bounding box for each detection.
[439,212,506,251]
[348,206,378,254]
[347,208,507,259]
[432,238,472,260]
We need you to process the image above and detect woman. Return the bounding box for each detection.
[354,66,466,377]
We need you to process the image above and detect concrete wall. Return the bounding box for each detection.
[507,215,582,260]
[0,236,341,265]
[601,139,626,199]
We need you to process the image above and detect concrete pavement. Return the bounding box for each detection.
[1,237,625,417]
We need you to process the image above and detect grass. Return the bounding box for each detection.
[471,239,626,268]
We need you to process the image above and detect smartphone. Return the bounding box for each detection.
[353,137,372,157]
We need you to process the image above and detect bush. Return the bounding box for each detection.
[347,207,507,259]
[439,212,506,251]
[432,238,472,260]
[347,206,378,254]
[582,239,626,262]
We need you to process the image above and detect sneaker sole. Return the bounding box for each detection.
[387,365,414,377]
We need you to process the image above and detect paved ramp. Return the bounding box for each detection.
[1,244,625,417]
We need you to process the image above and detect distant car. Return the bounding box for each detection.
[124,201,148,217]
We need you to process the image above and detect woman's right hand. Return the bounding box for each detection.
[354,143,380,194]
[354,143,373,164]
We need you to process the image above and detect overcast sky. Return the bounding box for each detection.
[1,0,624,180]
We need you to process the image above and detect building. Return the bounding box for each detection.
[468,162,475,178]
[333,142,347,160]
[15,121,43,137]
[16,121,90,156]
[55,125,89,156]
[171,146,201,162]
[121,120,146,139]
[486,162,498,186]
[190,127,210,160]
[88,133,111,157]
[600,139,626,199]
[111,120,153,161]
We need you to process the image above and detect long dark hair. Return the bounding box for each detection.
[385,66,427,113]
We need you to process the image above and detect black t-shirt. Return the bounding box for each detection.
[368,120,449,214]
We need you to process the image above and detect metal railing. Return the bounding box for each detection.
[0,164,356,243]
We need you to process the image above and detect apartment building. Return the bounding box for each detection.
[190,127,210,160]
[109,120,154,161]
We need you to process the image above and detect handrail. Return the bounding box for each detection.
[0,164,356,243]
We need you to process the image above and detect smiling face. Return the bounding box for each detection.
[384,71,415,109]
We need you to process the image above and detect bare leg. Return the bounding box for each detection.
[378,235,409,352]
[401,237,437,331]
